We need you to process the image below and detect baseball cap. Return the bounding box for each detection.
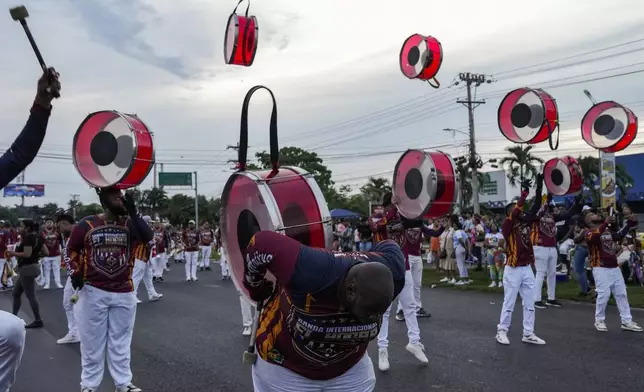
[582,205,591,212]
[142,215,152,223]
[189,219,196,224]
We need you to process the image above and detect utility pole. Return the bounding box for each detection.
[70,194,80,220]
[194,171,199,227]
[456,72,494,214]
[18,170,25,207]
[153,163,158,188]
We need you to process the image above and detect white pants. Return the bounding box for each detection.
[0,310,25,392]
[220,248,230,277]
[0,259,13,288]
[378,270,421,348]
[533,246,558,302]
[397,255,423,313]
[498,265,536,336]
[76,285,137,390]
[198,245,212,268]
[42,256,62,287]
[592,267,633,323]
[252,353,375,392]
[63,277,78,337]
[240,295,254,327]
[132,259,158,300]
[455,246,468,278]
[152,252,167,278]
[184,251,199,280]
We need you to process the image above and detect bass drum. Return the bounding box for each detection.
[392,150,459,219]
[498,87,559,149]
[543,156,583,196]
[581,101,638,153]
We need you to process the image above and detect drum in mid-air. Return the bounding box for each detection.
[73,111,155,189]
[392,149,459,219]
[498,87,559,150]
[220,85,333,304]
[543,156,583,196]
[581,101,638,153]
[399,34,443,88]
[224,0,258,67]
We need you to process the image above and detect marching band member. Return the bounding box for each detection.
[67,187,151,392]
[369,192,398,245]
[240,294,254,336]
[496,176,546,346]
[378,216,443,371]
[532,194,580,309]
[152,219,170,281]
[583,211,642,332]
[183,220,200,281]
[0,222,13,291]
[41,217,64,289]
[132,219,163,304]
[246,230,405,391]
[56,214,80,345]
[198,221,214,272]
[0,68,61,392]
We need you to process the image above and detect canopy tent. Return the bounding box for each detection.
[330,208,361,219]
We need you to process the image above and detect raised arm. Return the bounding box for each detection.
[67,221,89,279]
[502,189,529,239]
[527,174,544,217]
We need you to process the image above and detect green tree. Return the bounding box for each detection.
[140,187,169,214]
[359,177,391,205]
[455,158,490,210]
[577,155,633,206]
[499,145,544,186]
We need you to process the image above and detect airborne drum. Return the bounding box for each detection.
[498,87,559,150]
[543,156,583,196]
[220,86,333,304]
[392,149,459,219]
[399,34,443,88]
[223,0,258,67]
[581,101,638,153]
[73,111,155,189]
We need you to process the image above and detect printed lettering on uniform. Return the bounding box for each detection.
[245,251,273,286]
[200,230,212,242]
[186,231,198,246]
[600,232,616,255]
[44,232,58,247]
[286,305,378,365]
[518,224,531,247]
[88,225,130,278]
[539,214,557,237]
[405,228,421,244]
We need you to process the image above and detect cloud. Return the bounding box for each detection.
[1,0,644,208]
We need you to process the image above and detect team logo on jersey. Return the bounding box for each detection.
[600,232,616,255]
[539,214,557,237]
[405,228,421,244]
[186,231,198,245]
[88,225,130,278]
[518,223,531,247]
[44,231,58,247]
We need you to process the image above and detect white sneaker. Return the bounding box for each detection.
[495,330,510,345]
[116,384,142,392]
[242,326,252,336]
[186,278,191,282]
[488,281,497,288]
[448,278,456,284]
[405,342,429,364]
[57,333,80,344]
[454,280,466,286]
[192,277,198,282]
[81,388,96,392]
[150,293,163,301]
[522,334,546,345]
[56,284,63,289]
[43,285,50,290]
[595,320,608,332]
[498,282,503,288]
[621,321,643,332]
[440,277,449,283]
[378,348,390,371]
[135,297,142,304]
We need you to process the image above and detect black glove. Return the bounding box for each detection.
[520,178,533,193]
[244,279,275,303]
[70,274,84,291]
[123,191,137,217]
[535,173,544,193]
[402,217,423,229]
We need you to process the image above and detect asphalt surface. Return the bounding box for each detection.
[1,264,644,392]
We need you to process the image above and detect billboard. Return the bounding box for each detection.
[478,170,508,203]
[3,184,45,197]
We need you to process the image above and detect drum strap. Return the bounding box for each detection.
[231,0,251,17]
[238,86,279,172]
[547,119,560,151]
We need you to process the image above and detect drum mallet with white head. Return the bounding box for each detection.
[9,5,60,98]
[242,300,264,365]
[70,289,80,305]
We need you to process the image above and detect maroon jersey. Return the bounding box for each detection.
[199,229,214,246]
[247,231,405,381]
[396,223,443,269]
[502,191,536,267]
[9,229,17,245]
[584,223,632,268]
[42,229,61,257]
[183,228,199,251]
[369,206,398,244]
[67,214,142,293]
[0,229,9,257]
[153,229,166,253]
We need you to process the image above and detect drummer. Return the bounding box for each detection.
[245,230,405,391]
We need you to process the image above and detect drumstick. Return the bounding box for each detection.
[9,5,59,98]
[242,300,264,365]
[70,289,80,305]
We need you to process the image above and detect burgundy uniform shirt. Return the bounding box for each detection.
[42,229,61,257]
[502,191,539,267]
[585,222,632,268]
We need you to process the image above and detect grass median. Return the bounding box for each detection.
[421,266,644,308]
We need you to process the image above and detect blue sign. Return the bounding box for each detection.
[3,184,45,197]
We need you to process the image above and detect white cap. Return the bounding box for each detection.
[189,219,196,224]
[582,205,591,212]
[142,215,152,223]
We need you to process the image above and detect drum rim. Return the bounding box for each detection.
[393,149,436,219]
[441,150,460,212]
[126,113,155,189]
[581,100,636,151]
[283,166,334,249]
[220,170,284,304]
[497,87,550,144]
[399,33,425,80]
[245,16,259,67]
[223,13,240,64]
[417,36,443,80]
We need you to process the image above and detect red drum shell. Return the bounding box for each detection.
[393,150,458,219]
[399,34,443,81]
[498,88,558,144]
[544,156,583,196]
[581,101,638,153]
[220,167,333,304]
[72,111,155,189]
[224,13,258,67]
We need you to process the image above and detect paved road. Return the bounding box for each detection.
[2,264,644,392]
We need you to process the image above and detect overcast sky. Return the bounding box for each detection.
[1,0,644,208]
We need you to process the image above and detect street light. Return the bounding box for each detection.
[443,128,469,137]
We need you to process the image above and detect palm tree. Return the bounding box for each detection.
[360,177,392,203]
[455,159,491,210]
[499,145,544,186]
